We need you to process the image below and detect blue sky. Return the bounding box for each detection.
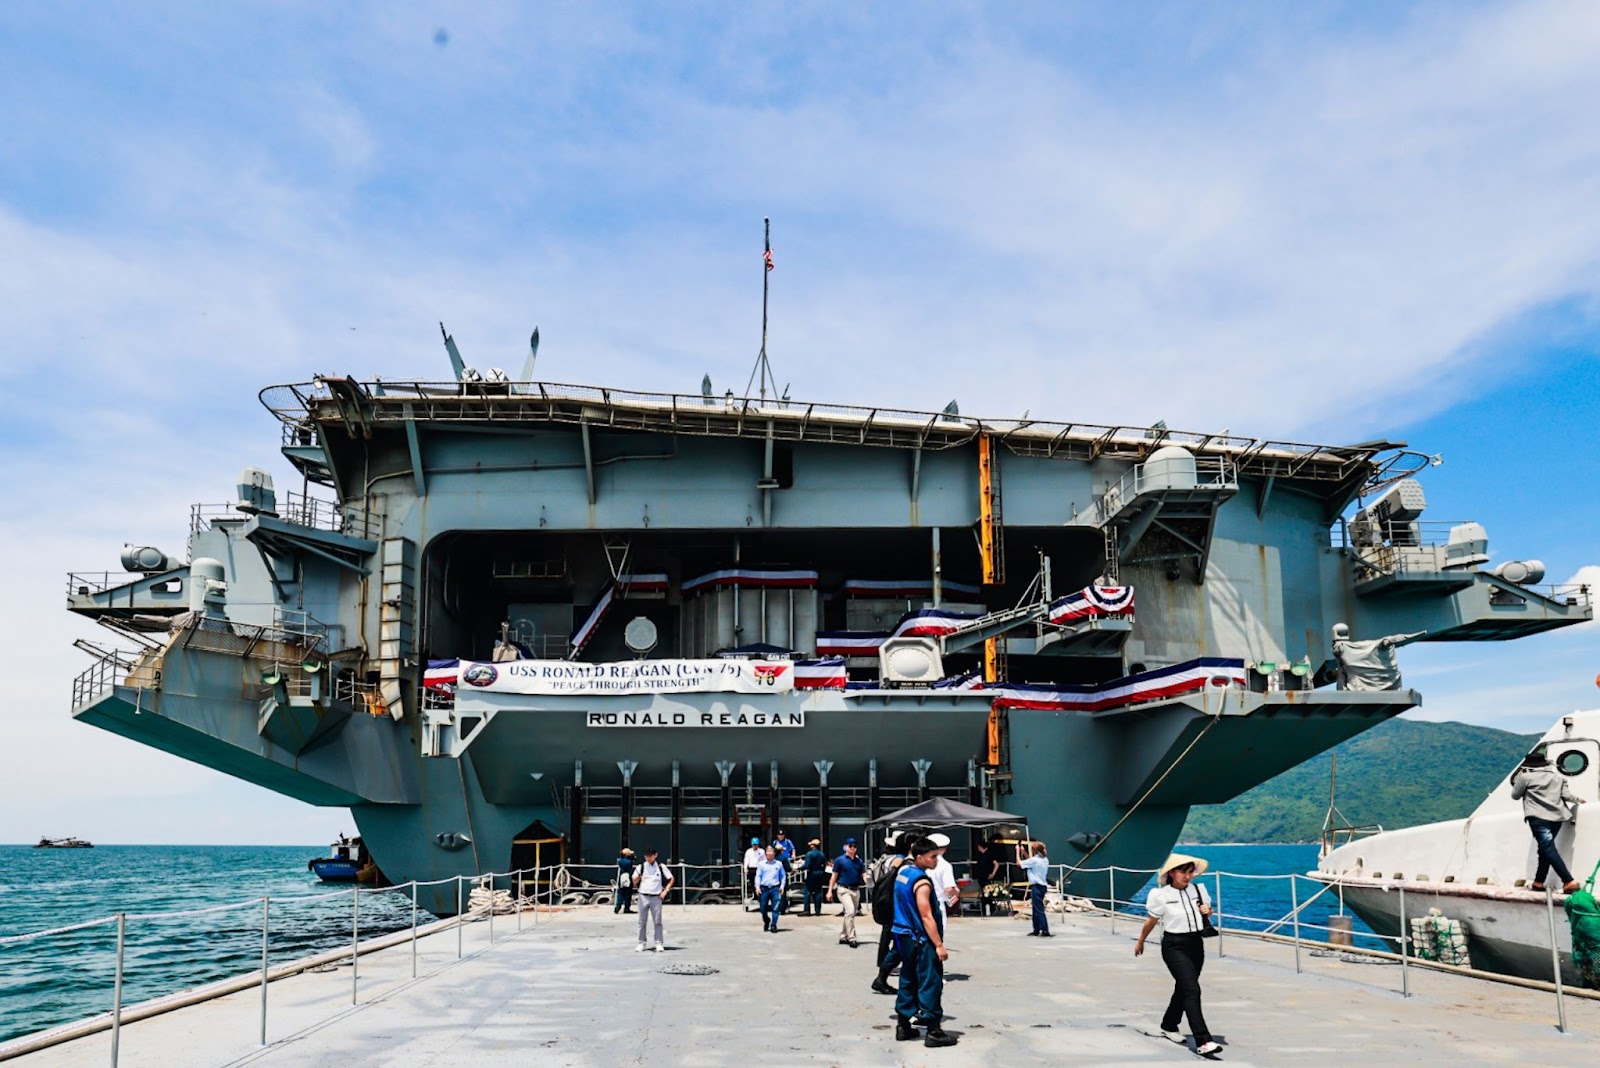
[1,1,1595,843]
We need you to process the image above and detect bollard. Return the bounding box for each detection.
[1327,914,1354,947]
[111,912,126,1068]
[1108,867,1117,935]
[457,876,465,959]
[1398,882,1410,998]
[351,887,360,1005]
[1290,874,1302,974]
[1546,886,1568,1033]
[1214,873,1225,958]
[259,897,270,1046]
[411,882,419,979]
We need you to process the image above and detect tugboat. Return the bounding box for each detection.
[34,836,93,849]
[307,834,366,882]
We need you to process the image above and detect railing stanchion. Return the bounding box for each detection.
[457,876,465,958]
[488,875,496,944]
[1546,886,1568,1033]
[1289,874,1301,974]
[517,869,524,933]
[534,866,541,927]
[1213,873,1224,958]
[411,881,419,979]
[259,896,270,1046]
[1398,882,1410,998]
[1108,867,1116,935]
[682,863,689,911]
[351,887,360,1005]
[110,912,126,1068]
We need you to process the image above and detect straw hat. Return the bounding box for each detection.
[808,838,822,846]
[620,847,635,856]
[1158,853,1208,881]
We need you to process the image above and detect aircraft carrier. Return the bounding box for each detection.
[64,330,1592,914]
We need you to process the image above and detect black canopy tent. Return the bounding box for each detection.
[865,797,1030,864]
[867,797,1026,829]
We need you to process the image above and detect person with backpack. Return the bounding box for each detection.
[891,837,957,1047]
[869,832,911,994]
[1134,853,1222,1058]
[614,847,636,915]
[632,846,674,952]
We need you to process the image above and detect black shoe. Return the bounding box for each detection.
[1038,932,1053,938]
[1026,931,1039,936]
[849,940,860,948]
[924,1027,957,1048]
[895,1018,917,1042]
[870,979,895,995]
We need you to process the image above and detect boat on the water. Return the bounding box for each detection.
[61,326,1593,916]
[307,835,368,883]
[1314,709,1600,985]
[34,837,93,849]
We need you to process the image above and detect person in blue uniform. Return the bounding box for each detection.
[891,837,957,1047]
[800,838,829,915]
[614,847,636,914]
[754,845,787,932]
[772,829,796,863]
[827,837,867,946]
[1016,840,1052,936]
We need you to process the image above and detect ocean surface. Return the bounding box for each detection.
[0,842,1373,1045]
[0,845,417,1045]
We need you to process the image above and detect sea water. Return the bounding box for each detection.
[0,845,417,1045]
[0,842,1373,1045]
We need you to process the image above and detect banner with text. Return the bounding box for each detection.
[455,658,795,696]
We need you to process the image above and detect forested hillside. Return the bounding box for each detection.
[1180,718,1541,843]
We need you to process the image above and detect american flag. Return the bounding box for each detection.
[764,248,774,271]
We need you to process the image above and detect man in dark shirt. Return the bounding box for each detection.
[801,838,829,915]
[827,837,867,946]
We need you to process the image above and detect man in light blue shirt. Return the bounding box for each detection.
[754,846,787,932]
[1016,840,1052,936]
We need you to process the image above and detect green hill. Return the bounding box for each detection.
[1180,718,1541,844]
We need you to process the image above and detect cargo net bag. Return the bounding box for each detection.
[1566,859,1600,990]
[1409,909,1472,968]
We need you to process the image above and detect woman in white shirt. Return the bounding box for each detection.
[1134,854,1221,1058]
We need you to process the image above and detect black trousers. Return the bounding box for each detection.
[1160,933,1211,1044]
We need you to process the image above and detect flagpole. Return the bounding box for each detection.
[748,217,775,402]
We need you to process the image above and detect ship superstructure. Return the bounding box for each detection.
[65,343,1592,914]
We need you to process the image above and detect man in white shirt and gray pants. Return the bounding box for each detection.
[633,846,674,952]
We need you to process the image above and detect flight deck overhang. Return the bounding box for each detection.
[1106,688,1419,807]
[260,377,1423,491]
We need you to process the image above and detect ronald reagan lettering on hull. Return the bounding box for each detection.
[584,710,806,728]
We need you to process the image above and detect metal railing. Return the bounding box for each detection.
[69,648,142,710]
[1070,457,1237,530]
[258,378,1423,488]
[189,492,370,540]
[4,858,1589,1065]
[1056,863,1584,1033]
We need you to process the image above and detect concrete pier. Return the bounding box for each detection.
[11,904,1595,1066]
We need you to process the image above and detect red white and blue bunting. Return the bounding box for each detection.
[984,658,1244,712]
[794,657,848,689]
[682,568,820,594]
[816,606,984,656]
[1047,585,1135,625]
[569,573,672,657]
[839,578,983,600]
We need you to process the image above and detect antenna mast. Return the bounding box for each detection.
[745,217,779,402]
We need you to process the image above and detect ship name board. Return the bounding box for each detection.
[586,710,805,728]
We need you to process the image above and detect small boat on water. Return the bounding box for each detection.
[307,834,368,883]
[1313,709,1600,985]
[34,836,93,849]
